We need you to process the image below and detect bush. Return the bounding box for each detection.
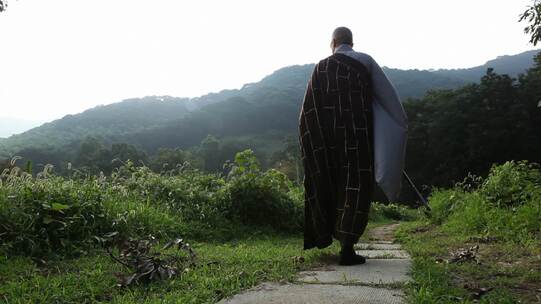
[0,175,113,256]
[110,162,232,228]
[427,161,541,243]
[427,188,468,225]
[226,150,303,232]
[3,149,429,258]
[0,151,306,257]
[480,160,541,208]
[369,202,420,222]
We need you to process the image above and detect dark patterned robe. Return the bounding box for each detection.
[299,53,374,250]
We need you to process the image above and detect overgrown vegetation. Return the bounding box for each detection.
[0,150,303,258]
[398,161,541,303]
[428,161,540,243]
[1,51,539,202]
[406,53,541,189]
[0,149,413,303]
[0,236,339,303]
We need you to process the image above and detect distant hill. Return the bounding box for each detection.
[1,49,538,162]
[0,96,191,155]
[432,49,539,83]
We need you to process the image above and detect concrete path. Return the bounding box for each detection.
[219,223,411,304]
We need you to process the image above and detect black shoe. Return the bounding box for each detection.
[339,250,366,265]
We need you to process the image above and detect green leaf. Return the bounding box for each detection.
[43,216,55,224]
[51,203,70,211]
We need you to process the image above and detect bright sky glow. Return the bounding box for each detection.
[0,0,535,122]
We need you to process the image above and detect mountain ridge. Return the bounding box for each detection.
[0,49,538,160]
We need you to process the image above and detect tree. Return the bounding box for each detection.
[199,135,221,172]
[151,147,202,172]
[403,60,541,190]
[269,136,302,184]
[520,0,541,45]
[75,137,106,166]
[73,137,148,175]
[110,143,149,169]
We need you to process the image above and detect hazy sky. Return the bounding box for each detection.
[0,0,536,122]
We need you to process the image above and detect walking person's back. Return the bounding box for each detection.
[299,27,408,265]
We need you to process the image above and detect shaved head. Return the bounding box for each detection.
[332,27,353,46]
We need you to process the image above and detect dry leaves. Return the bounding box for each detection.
[448,245,480,264]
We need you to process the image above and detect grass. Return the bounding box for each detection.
[14,154,541,303]
[393,162,541,303]
[397,220,541,303]
[0,234,340,304]
[0,220,399,304]
[0,150,420,303]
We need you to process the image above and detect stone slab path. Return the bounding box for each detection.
[219,223,411,304]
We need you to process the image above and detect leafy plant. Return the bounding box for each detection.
[226,149,303,232]
[520,0,541,45]
[0,150,307,258]
[104,235,197,287]
[480,160,541,207]
[369,202,420,222]
[0,170,113,256]
[426,161,541,243]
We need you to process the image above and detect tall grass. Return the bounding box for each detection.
[1,149,419,258]
[428,160,541,244]
[0,150,304,257]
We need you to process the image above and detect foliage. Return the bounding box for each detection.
[369,202,420,222]
[269,135,303,184]
[0,167,114,257]
[520,0,541,46]
[0,236,338,303]
[104,235,197,287]
[151,147,202,172]
[108,160,234,239]
[0,150,306,257]
[405,57,541,191]
[481,161,541,207]
[226,149,303,232]
[1,51,538,192]
[427,161,541,243]
[397,220,540,303]
[397,161,541,303]
[196,135,265,173]
[74,137,149,175]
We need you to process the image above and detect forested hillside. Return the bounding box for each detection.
[0,50,539,193]
[406,61,541,188]
[432,49,540,82]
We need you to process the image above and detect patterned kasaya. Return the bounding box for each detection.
[299,53,374,250]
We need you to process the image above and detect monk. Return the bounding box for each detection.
[299,27,408,265]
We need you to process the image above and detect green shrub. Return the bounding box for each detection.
[444,191,490,235]
[0,151,308,257]
[369,202,419,222]
[112,163,231,225]
[226,150,303,232]
[426,188,468,225]
[102,193,188,240]
[0,176,113,256]
[481,160,541,207]
[428,161,541,243]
